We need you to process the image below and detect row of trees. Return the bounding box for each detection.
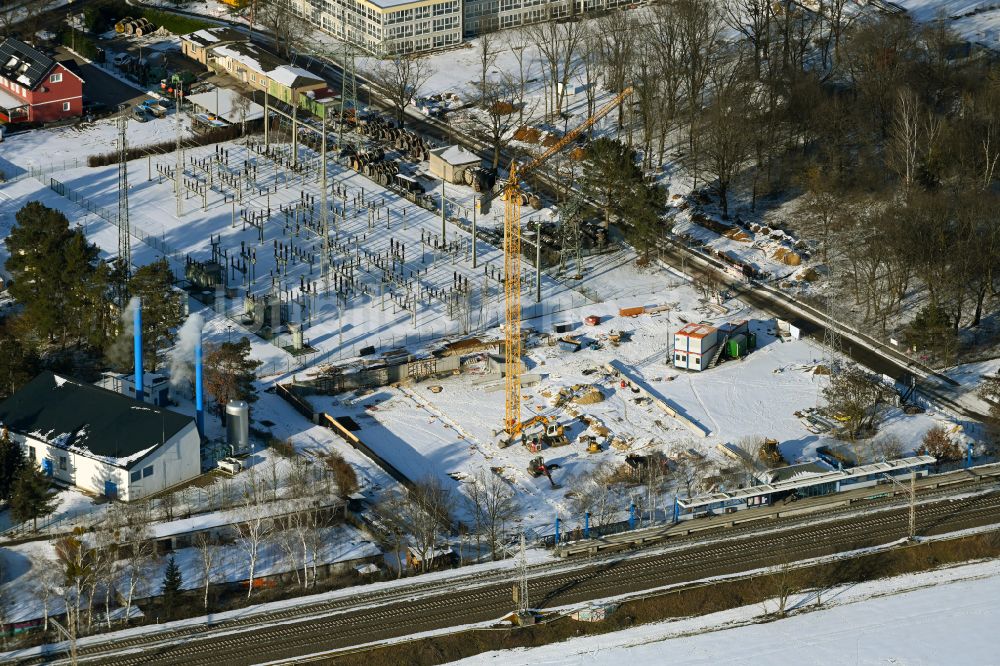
[2,450,355,646]
[434,3,1000,356]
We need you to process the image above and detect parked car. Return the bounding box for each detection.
[131,105,150,122]
[216,457,242,475]
[82,101,112,119]
[138,99,168,118]
[112,53,132,67]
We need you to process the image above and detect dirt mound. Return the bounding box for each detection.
[572,386,604,405]
[489,101,516,115]
[513,126,542,143]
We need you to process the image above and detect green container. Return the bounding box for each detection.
[748,332,757,350]
[727,334,747,359]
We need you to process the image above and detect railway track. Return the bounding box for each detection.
[20,486,1000,666]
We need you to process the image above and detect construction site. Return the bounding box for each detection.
[0,52,974,545]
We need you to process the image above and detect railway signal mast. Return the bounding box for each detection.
[502,88,634,436]
[882,471,917,540]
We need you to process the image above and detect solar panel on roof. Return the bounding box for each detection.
[0,38,56,90]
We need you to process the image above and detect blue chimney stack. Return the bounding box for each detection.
[133,299,143,403]
[195,329,204,434]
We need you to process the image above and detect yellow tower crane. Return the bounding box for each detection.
[503,87,634,435]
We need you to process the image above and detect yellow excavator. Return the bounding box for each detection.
[499,415,569,450]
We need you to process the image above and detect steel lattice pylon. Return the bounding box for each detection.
[504,164,523,433]
[117,104,131,285]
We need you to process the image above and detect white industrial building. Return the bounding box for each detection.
[292,0,463,55]
[0,372,201,501]
[290,0,631,54]
[672,323,719,372]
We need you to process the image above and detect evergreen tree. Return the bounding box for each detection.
[0,321,39,400]
[621,179,667,263]
[204,337,262,421]
[4,202,105,346]
[580,138,636,228]
[580,138,665,260]
[129,259,184,372]
[10,463,57,531]
[0,428,25,503]
[161,555,183,617]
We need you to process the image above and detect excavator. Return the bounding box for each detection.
[527,456,558,488]
[499,415,569,450]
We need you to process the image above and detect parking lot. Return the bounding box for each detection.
[55,47,148,109]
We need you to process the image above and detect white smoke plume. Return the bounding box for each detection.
[169,313,204,395]
[107,297,141,370]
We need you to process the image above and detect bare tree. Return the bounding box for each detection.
[721,0,772,78]
[580,27,600,132]
[266,454,282,502]
[36,560,60,633]
[235,493,274,598]
[54,531,90,642]
[593,11,636,129]
[505,28,533,125]
[467,470,519,561]
[526,18,585,118]
[676,0,725,191]
[731,435,767,484]
[822,364,893,440]
[477,27,500,100]
[467,77,524,170]
[649,3,686,166]
[633,44,662,168]
[256,0,309,59]
[409,477,453,572]
[889,88,921,194]
[698,50,753,218]
[114,503,155,624]
[375,488,410,577]
[669,445,709,500]
[754,558,799,617]
[193,532,218,611]
[369,56,435,125]
[571,463,625,528]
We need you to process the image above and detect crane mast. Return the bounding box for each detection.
[503,87,634,435]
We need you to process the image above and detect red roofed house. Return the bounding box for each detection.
[0,37,84,124]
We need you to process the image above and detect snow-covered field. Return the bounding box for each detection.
[456,557,1000,666]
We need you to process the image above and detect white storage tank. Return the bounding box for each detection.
[225,400,250,454]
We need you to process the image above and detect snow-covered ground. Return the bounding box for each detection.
[0,523,379,624]
[456,557,1000,666]
[296,247,966,534]
[895,0,1000,47]
[0,113,971,542]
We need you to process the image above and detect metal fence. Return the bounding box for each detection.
[47,176,186,267]
[0,499,107,540]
